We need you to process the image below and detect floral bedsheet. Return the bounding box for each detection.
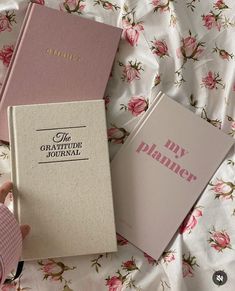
[0,0,235,290]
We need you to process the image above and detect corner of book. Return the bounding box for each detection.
[27,1,36,13]
[112,243,118,253]
[7,105,12,115]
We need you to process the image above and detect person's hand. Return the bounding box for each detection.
[0,181,30,239]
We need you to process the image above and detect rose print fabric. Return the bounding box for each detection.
[0,0,235,290]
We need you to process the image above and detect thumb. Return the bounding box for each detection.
[20,225,30,240]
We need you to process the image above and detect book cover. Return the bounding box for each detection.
[8,100,117,260]
[111,92,234,260]
[0,3,122,142]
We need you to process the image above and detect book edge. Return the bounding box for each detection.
[9,99,105,110]
[163,95,235,147]
[0,3,33,105]
[7,106,20,223]
[100,102,118,251]
[34,3,123,33]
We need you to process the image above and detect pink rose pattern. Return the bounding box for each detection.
[144,250,176,266]
[176,35,204,60]
[175,31,205,86]
[122,5,144,47]
[202,11,222,31]
[107,125,130,144]
[182,253,199,277]
[119,60,144,83]
[60,0,85,14]
[1,0,235,289]
[121,257,139,272]
[38,259,76,288]
[201,71,225,89]
[0,14,11,33]
[151,0,177,26]
[210,179,235,200]
[179,207,203,234]
[127,96,148,116]
[151,39,169,58]
[208,228,232,252]
[214,0,229,10]
[94,0,120,11]
[120,96,148,116]
[106,276,123,291]
[106,257,140,290]
[161,250,176,264]
[0,11,16,33]
[152,0,172,13]
[0,45,14,67]
[202,1,234,31]
[213,44,234,60]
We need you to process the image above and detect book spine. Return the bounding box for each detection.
[0,3,34,103]
[101,101,118,251]
[8,107,20,223]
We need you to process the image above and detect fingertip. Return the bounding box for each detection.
[3,181,13,190]
[20,224,31,240]
[0,181,13,203]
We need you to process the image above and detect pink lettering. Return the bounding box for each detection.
[136,141,149,153]
[164,139,188,159]
[147,144,156,155]
[169,162,181,174]
[187,173,197,182]
[152,150,162,161]
[160,156,181,174]
[179,169,189,179]
[136,141,196,183]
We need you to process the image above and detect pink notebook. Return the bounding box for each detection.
[0,3,122,142]
[111,92,234,260]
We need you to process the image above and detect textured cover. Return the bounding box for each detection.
[111,92,234,261]
[0,3,122,142]
[8,100,117,260]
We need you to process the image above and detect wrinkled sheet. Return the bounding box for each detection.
[0,0,235,290]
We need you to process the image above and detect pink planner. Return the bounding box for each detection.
[0,3,122,142]
[111,92,234,260]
